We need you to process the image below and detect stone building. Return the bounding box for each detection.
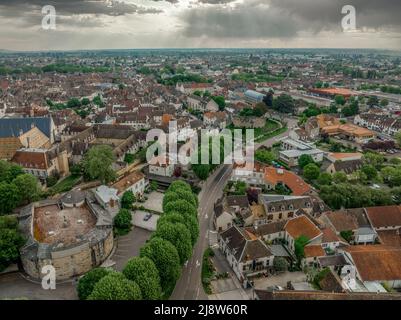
[18,190,114,281]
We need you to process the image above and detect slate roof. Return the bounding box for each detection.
[0,117,52,138]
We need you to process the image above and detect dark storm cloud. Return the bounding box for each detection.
[0,0,162,17]
[180,0,401,40]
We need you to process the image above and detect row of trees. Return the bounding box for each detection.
[77,180,199,300]
[0,161,41,215]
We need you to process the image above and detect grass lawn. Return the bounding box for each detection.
[49,175,81,195]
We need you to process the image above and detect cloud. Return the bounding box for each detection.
[0,1,163,17]
[178,0,401,42]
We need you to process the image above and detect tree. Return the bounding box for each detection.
[83,145,116,184]
[12,174,40,204]
[273,257,289,272]
[254,102,268,116]
[0,182,20,215]
[334,95,346,106]
[192,164,210,180]
[361,165,378,181]
[317,173,332,186]
[140,237,181,297]
[163,189,197,210]
[67,97,81,108]
[340,230,353,243]
[88,272,142,300]
[263,90,274,107]
[124,153,135,164]
[158,212,199,246]
[0,161,24,183]
[77,268,111,300]
[164,199,197,217]
[298,154,315,169]
[0,216,25,271]
[332,172,347,183]
[272,94,295,114]
[168,180,192,193]
[121,191,135,210]
[211,96,226,111]
[81,97,90,106]
[255,149,275,164]
[395,131,401,147]
[367,95,379,107]
[150,180,158,191]
[294,235,309,261]
[303,163,320,181]
[153,222,192,265]
[123,257,161,300]
[114,209,132,235]
[363,152,384,169]
[380,98,389,107]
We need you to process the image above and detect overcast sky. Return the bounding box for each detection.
[0,0,400,51]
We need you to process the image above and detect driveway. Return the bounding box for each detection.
[112,227,152,271]
[142,191,164,213]
[0,273,78,300]
[252,271,307,290]
[132,211,160,231]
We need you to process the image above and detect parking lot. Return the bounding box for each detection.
[132,210,160,231]
[112,227,152,271]
[142,191,164,213]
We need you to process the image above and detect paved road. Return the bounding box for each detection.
[170,116,296,300]
[170,164,233,300]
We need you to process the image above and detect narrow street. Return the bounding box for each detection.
[171,116,294,300]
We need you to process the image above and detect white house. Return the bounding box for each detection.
[219,226,274,287]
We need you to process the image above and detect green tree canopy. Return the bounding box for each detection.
[303,163,320,181]
[12,174,40,204]
[114,209,132,235]
[272,94,295,114]
[152,222,192,265]
[298,154,315,169]
[164,199,197,218]
[140,237,181,296]
[294,235,309,261]
[317,172,332,186]
[255,149,276,165]
[121,191,135,210]
[77,267,111,300]
[123,257,161,300]
[0,182,20,215]
[0,216,25,271]
[83,145,116,184]
[88,272,142,300]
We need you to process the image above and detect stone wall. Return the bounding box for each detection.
[21,229,114,281]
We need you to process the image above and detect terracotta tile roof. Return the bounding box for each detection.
[264,167,311,196]
[111,171,145,195]
[321,227,341,243]
[12,150,49,170]
[365,206,401,229]
[328,152,362,161]
[285,215,322,240]
[344,245,401,282]
[304,244,325,258]
[377,230,401,247]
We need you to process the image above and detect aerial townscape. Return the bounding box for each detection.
[0,0,400,305]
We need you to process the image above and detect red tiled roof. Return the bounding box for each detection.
[285,215,322,240]
[265,167,311,196]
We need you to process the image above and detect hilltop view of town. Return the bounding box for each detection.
[0,48,400,302]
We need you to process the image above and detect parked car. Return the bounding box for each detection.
[143,213,152,221]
